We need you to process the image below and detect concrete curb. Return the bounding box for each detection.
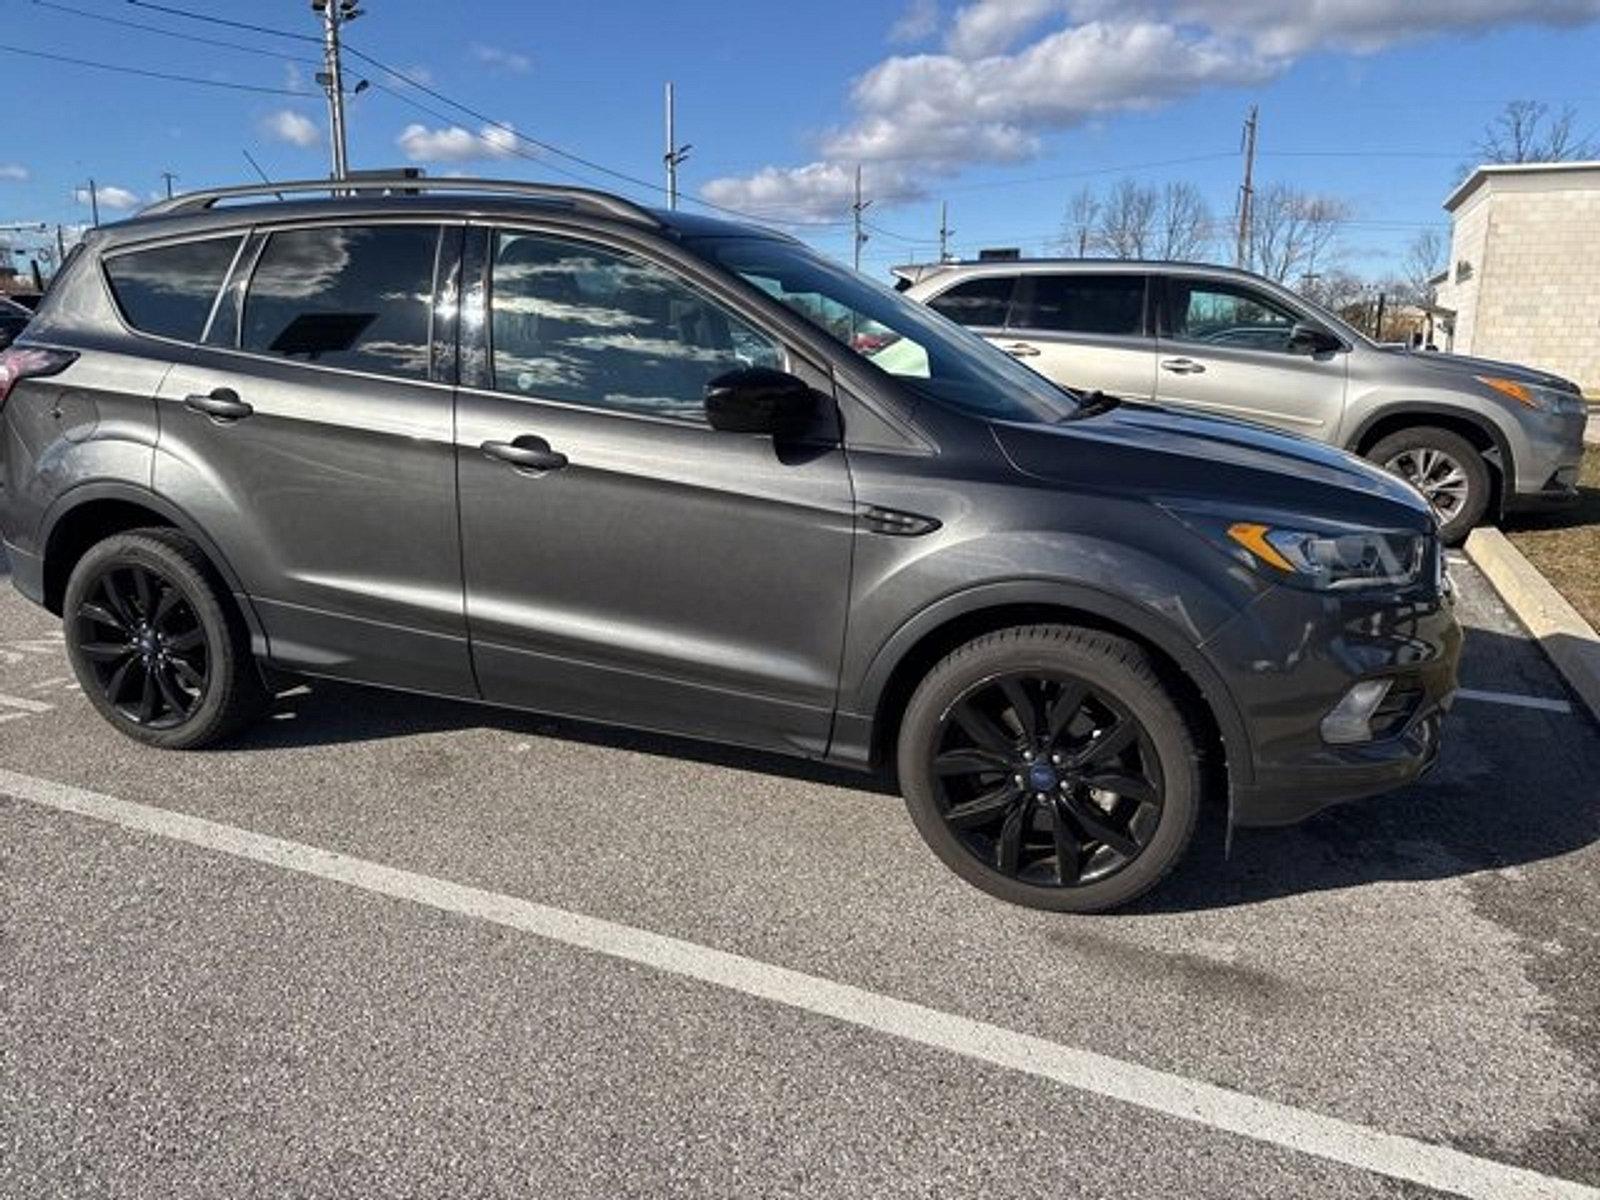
[1464,527,1600,727]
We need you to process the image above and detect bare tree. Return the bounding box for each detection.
[1059,185,1101,256]
[1249,183,1351,284]
[1155,181,1213,261]
[1400,228,1446,307]
[1297,267,1366,314]
[1475,99,1596,163]
[1097,179,1158,260]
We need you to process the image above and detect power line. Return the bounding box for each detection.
[122,0,318,43]
[31,0,321,65]
[0,41,309,94]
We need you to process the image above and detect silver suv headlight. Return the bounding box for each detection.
[1478,375,1587,415]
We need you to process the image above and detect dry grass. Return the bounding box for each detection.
[1504,446,1600,632]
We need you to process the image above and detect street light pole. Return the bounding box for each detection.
[313,0,360,181]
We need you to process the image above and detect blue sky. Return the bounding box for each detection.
[3,0,1598,280]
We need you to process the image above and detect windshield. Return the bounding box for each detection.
[689,235,1079,422]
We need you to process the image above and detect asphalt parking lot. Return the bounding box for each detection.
[3,549,1598,1200]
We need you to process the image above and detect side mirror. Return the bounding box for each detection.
[705,367,816,435]
[1287,321,1341,356]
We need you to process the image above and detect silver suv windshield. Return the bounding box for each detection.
[690,235,1080,423]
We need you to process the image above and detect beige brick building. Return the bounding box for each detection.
[1435,160,1600,394]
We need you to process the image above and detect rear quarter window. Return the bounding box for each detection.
[926,275,1016,327]
[103,236,242,341]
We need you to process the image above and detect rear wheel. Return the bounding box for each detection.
[897,625,1201,913]
[1368,425,1489,545]
[63,528,268,749]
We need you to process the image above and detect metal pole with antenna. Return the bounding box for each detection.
[852,165,871,272]
[313,0,360,181]
[663,82,691,210]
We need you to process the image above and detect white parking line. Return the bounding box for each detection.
[1456,688,1573,714]
[2,767,1595,1200]
[0,693,54,714]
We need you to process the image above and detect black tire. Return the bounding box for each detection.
[1367,426,1490,545]
[63,528,269,749]
[896,624,1201,914]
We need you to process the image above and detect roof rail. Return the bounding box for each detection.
[138,177,659,226]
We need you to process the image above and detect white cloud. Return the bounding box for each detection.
[702,0,1600,222]
[703,162,924,224]
[947,0,1058,56]
[73,185,140,211]
[396,121,520,163]
[471,43,531,72]
[0,165,27,182]
[261,109,320,148]
[1071,0,1600,55]
[889,0,941,43]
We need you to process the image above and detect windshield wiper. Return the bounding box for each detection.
[1060,390,1122,422]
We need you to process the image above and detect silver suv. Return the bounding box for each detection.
[902,259,1589,543]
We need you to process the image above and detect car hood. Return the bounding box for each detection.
[1378,346,1581,394]
[993,402,1434,532]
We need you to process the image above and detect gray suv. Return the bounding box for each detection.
[0,179,1460,912]
[903,259,1589,543]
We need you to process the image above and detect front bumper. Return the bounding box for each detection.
[1507,406,1587,509]
[1203,573,1461,827]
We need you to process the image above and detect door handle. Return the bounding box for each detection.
[184,388,253,421]
[481,436,568,473]
[1000,341,1041,358]
[1160,358,1206,375]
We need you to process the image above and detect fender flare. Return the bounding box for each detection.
[843,577,1255,786]
[38,480,268,647]
[1344,403,1515,502]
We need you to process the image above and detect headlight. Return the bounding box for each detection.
[1225,522,1426,590]
[1478,375,1586,415]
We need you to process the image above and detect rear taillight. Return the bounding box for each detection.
[0,346,76,408]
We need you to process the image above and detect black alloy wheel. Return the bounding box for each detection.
[931,670,1163,888]
[73,561,209,729]
[897,625,1200,913]
[62,528,269,749]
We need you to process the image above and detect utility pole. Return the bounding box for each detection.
[313,0,360,181]
[85,178,100,227]
[1234,104,1258,270]
[55,224,66,265]
[852,164,871,272]
[938,200,953,262]
[160,171,179,199]
[663,82,692,210]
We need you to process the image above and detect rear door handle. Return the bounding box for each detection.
[184,388,253,421]
[1000,341,1040,358]
[1160,358,1205,375]
[481,436,568,473]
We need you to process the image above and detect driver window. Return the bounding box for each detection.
[1165,279,1300,353]
[489,231,784,420]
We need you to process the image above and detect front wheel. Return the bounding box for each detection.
[63,528,268,749]
[1368,426,1489,545]
[897,625,1201,913]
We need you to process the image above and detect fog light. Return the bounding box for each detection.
[1321,679,1393,745]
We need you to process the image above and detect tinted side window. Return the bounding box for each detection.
[1017,274,1145,336]
[1165,279,1300,352]
[926,275,1015,327]
[242,225,438,379]
[489,231,782,420]
[104,236,242,341]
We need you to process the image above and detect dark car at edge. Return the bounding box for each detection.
[0,178,1461,912]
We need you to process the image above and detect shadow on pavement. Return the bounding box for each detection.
[227,623,1599,913]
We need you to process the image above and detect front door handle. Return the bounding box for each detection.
[1160,357,1206,375]
[1000,341,1040,358]
[184,387,253,421]
[482,436,568,473]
